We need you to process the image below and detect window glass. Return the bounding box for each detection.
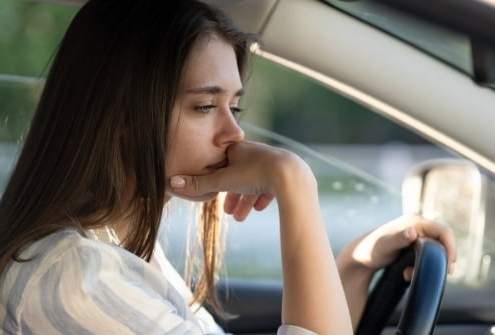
[0,0,77,77]
[0,78,40,190]
[0,0,77,191]
[2,0,495,299]
[163,56,458,280]
[164,56,495,297]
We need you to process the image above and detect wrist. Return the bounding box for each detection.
[337,242,375,284]
[271,153,317,198]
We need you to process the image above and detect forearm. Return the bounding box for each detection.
[336,245,374,330]
[275,165,353,334]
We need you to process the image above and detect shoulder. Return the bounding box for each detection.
[0,229,90,333]
[1,228,208,334]
[1,229,115,312]
[1,227,174,303]
[1,228,115,292]
[1,229,83,299]
[1,229,161,319]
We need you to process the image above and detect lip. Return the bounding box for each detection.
[205,158,228,169]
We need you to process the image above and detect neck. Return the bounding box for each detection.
[112,193,172,243]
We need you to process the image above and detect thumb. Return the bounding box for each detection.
[395,226,418,248]
[169,172,223,197]
[379,225,417,254]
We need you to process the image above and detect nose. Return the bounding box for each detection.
[213,106,245,148]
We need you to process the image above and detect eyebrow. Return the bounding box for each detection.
[185,85,245,97]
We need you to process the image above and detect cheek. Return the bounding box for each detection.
[166,118,212,176]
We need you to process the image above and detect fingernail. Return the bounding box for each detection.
[170,176,185,188]
[448,263,454,275]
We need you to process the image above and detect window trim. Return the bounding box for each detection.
[320,0,474,79]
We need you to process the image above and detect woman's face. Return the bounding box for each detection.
[166,34,245,201]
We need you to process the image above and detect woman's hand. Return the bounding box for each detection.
[222,192,275,221]
[171,140,354,333]
[337,215,456,328]
[168,141,315,208]
[339,214,457,281]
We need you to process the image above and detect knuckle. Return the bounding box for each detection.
[239,197,252,207]
[191,176,200,194]
[441,226,454,239]
[209,176,220,192]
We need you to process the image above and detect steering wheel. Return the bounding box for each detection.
[356,238,448,335]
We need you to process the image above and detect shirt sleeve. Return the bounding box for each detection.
[150,241,316,335]
[278,324,318,335]
[20,241,217,335]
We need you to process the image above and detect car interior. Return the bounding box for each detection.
[2,0,495,334]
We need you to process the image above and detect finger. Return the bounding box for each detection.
[385,225,418,251]
[418,220,457,273]
[232,195,258,222]
[253,193,274,211]
[224,192,241,214]
[403,266,414,282]
[169,172,222,197]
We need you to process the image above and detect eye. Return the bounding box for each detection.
[194,105,216,113]
[194,105,244,117]
[230,106,244,117]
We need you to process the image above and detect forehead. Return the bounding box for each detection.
[180,35,242,89]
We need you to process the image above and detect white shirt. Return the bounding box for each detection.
[0,228,316,335]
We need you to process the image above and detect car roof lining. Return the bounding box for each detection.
[255,0,495,174]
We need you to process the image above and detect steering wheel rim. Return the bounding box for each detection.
[356,238,448,335]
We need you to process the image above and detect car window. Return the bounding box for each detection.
[163,55,495,299]
[163,55,447,276]
[2,0,495,301]
[0,1,77,190]
[0,1,77,76]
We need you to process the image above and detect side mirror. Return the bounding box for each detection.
[402,159,490,286]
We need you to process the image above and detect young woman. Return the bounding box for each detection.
[0,1,456,334]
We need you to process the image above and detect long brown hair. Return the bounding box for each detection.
[0,0,255,313]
